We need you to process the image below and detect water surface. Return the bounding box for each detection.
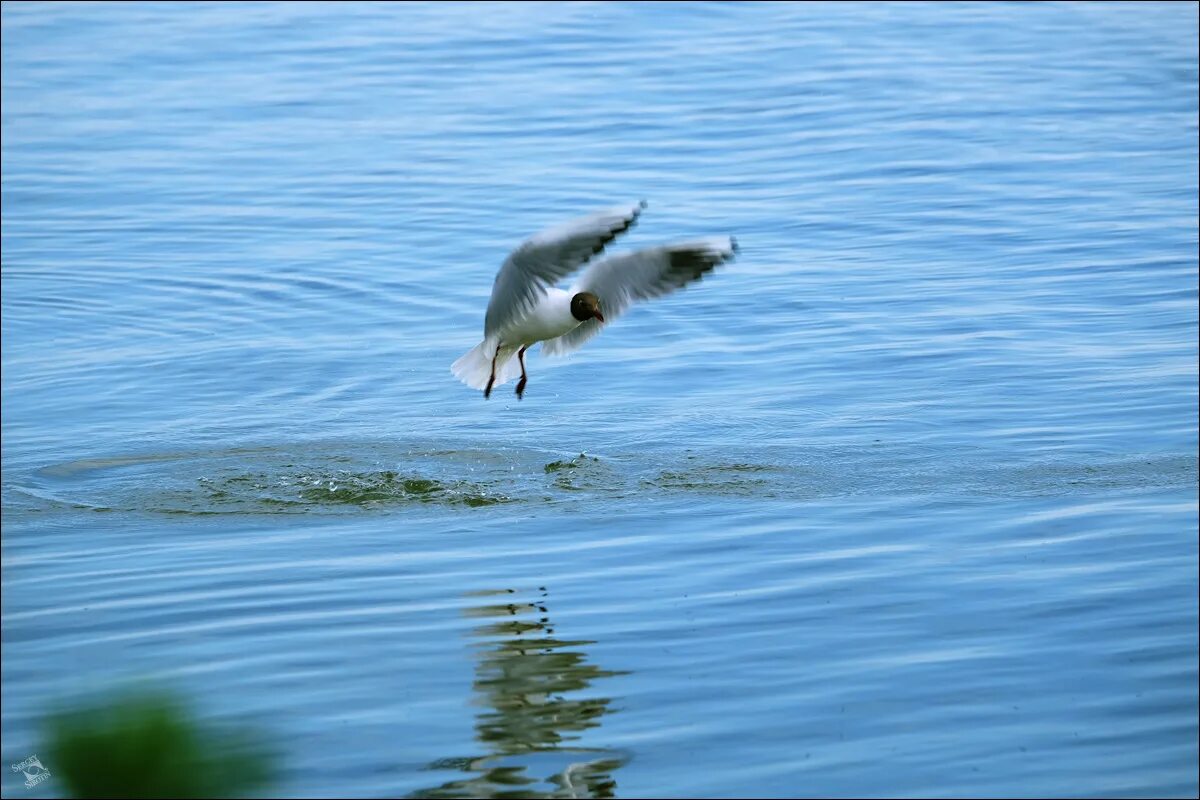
[3,2,1198,797]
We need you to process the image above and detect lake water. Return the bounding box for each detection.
[2,2,1197,797]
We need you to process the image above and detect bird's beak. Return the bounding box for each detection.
[594,310,605,324]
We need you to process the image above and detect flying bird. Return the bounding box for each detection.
[452,201,737,399]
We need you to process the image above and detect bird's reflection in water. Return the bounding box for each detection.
[413,587,629,799]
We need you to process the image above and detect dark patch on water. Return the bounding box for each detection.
[12,444,1197,518]
[543,453,600,473]
[989,454,1200,498]
[542,453,615,493]
[201,470,513,510]
[643,462,781,496]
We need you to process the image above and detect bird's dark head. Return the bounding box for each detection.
[570,291,605,323]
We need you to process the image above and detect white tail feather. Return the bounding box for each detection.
[451,339,524,391]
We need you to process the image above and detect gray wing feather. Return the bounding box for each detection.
[484,201,645,338]
[541,236,737,356]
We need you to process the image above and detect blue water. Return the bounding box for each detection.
[3,2,1197,797]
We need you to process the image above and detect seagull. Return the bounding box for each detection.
[452,201,737,399]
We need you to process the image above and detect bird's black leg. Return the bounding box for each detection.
[484,345,500,399]
[515,346,529,400]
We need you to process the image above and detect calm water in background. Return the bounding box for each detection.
[2,2,1197,797]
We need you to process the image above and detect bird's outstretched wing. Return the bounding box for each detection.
[484,201,645,338]
[541,236,737,357]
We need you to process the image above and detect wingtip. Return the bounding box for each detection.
[638,199,648,210]
[730,235,739,253]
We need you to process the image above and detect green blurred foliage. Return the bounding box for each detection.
[44,690,276,799]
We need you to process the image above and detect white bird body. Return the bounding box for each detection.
[452,201,736,398]
[451,289,581,392]
[502,287,580,347]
